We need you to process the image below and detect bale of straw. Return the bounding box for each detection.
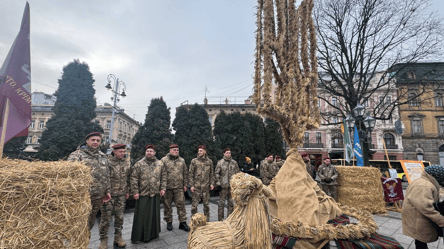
[0,159,92,248]
[336,166,386,214]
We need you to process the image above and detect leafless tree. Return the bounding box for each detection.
[314,0,443,123]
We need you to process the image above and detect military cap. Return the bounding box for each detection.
[266,153,273,158]
[197,145,207,150]
[324,157,330,160]
[223,148,231,153]
[85,132,102,140]
[300,152,309,157]
[145,144,156,151]
[169,144,179,149]
[276,155,281,160]
[112,143,126,150]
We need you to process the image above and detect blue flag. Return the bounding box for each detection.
[354,126,364,166]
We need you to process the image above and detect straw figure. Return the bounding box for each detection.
[253,0,379,247]
[187,173,273,249]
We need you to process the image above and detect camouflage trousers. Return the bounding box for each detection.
[89,196,102,231]
[321,184,338,201]
[191,187,210,221]
[218,188,234,221]
[99,195,126,239]
[163,188,187,223]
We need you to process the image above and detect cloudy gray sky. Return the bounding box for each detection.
[1,0,443,123]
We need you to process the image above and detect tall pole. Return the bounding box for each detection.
[108,78,119,144]
[0,99,11,158]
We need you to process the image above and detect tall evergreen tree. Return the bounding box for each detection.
[38,60,103,161]
[245,113,266,165]
[172,105,192,163]
[3,136,27,159]
[264,118,285,159]
[131,97,172,165]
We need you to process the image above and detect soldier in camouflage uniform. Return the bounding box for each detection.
[98,144,130,248]
[318,157,339,201]
[189,145,214,221]
[130,145,167,243]
[161,144,190,231]
[67,132,111,236]
[275,155,285,169]
[260,154,278,185]
[215,148,240,221]
[301,152,316,180]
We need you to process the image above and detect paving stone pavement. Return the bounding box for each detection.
[89,196,444,249]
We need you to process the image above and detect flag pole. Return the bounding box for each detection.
[0,98,11,158]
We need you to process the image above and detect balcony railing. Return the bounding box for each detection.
[303,143,324,148]
[385,144,398,149]
[331,143,344,148]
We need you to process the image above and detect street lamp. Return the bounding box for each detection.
[106,74,127,144]
[347,103,375,166]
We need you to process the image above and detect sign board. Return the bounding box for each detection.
[381,177,404,203]
[400,160,425,183]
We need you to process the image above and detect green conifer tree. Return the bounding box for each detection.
[38,60,103,161]
[264,118,285,159]
[131,97,172,164]
[3,136,27,159]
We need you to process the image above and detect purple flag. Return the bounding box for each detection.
[0,2,31,143]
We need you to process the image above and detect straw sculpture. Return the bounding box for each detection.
[336,166,387,214]
[0,159,92,249]
[188,173,273,249]
[253,0,381,247]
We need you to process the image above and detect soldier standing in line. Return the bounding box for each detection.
[318,157,339,201]
[188,145,214,221]
[161,144,190,231]
[130,145,167,244]
[215,148,240,221]
[98,143,130,248]
[67,132,111,234]
[260,154,277,185]
[275,155,285,169]
[301,152,316,180]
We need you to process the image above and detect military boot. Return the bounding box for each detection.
[179,222,190,232]
[99,238,107,249]
[167,222,173,231]
[113,233,126,248]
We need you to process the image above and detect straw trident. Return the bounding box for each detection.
[253,0,320,148]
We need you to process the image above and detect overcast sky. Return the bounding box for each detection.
[1,0,443,123]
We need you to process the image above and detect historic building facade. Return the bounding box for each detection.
[24,92,141,153]
[395,62,444,165]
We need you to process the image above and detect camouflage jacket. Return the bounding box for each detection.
[260,160,278,185]
[67,145,110,198]
[305,161,316,180]
[161,153,188,190]
[276,160,285,169]
[130,156,167,197]
[318,163,338,185]
[108,155,131,196]
[188,154,214,189]
[215,157,239,189]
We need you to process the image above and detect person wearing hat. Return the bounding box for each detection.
[98,143,131,248]
[67,132,111,234]
[130,145,167,244]
[402,165,444,248]
[260,154,278,186]
[188,145,214,221]
[317,157,338,201]
[301,152,316,180]
[161,144,190,231]
[242,157,257,176]
[275,155,285,169]
[215,148,240,221]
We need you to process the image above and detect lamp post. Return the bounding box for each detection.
[344,104,376,166]
[105,74,126,144]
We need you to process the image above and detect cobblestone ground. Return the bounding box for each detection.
[89,196,443,249]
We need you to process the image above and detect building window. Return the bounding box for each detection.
[383,133,396,148]
[331,132,343,148]
[318,99,321,108]
[304,132,309,144]
[412,119,422,134]
[316,132,321,144]
[106,120,111,129]
[384,155,397,160]
[363,99,369,107]
[332,97,337,107]
[26,136,32,144]
[435,92,443,107]
[408,93,419,107]
[438,118,444,135]
[39,121,45,129]
[30,121,35,129]
[37,136,41,144]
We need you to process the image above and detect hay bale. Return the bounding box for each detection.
[336,166,386,214]
[0,159,92,248]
